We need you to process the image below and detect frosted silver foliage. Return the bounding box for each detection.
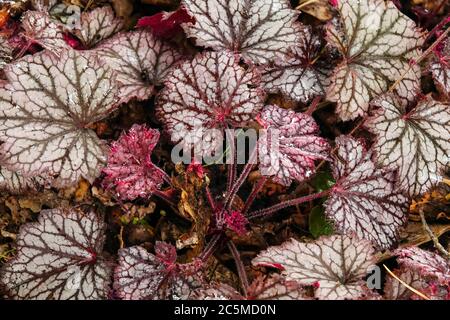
[182,0,302,64]
[156,51,264,153]
[324,136,409,249]
[326,0,424,121]
[0,37,13,72]
[0,166,44,194]
[0,49,119,187]
[74,6,124,48]
[258,105,330,186]
[114,243,203,300]
[384,269,425,300]
[260,26,328,103]
[366,95,450,196]
[253,235,377,300]
[21,10,67,53]
[430,39,450,97]
[97,29,183,104]
[0,208,112,300]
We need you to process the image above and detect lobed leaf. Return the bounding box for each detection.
[252,235,377,300]
[102,124,165,201]
[114,243,203,300]
[258,105,330,186]
[366,95,450,196]
[325,0,424,121]
[0,49,119,187]
[430,39,450,97]
[0,166,45,194]
[324,136,409,249]
[156,51,264,153]
[74,6,124,49]
[182,0,302,64]
[97,29,183,104]
[0,208,112,300]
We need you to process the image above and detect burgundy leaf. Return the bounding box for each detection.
[137,6,194,38]
[97,29,184,104]
[0,208,112,300]
[324,136,409,249]
[181,0,302,64]
[366,94,450,196]
[114,243,204,300]
[258,105,330,186]
[102,124,165,201]
[253,235,377,300]
[0,49,119,187]
[156,51,264,153]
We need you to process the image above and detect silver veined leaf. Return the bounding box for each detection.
[395,247,450,285]
[383,269,425,300]
[156,51,264,153]
[0,49,119,187]
[31,0,58,11]
[192,274,309,300]
[114,243,204,300]
[325,0,424,121]
[0,166,45,194]
[366,94,450,196]
[324,136,409,249]
[260,26,328,103]
[258,105,330,186]
[97,29,183,104]
[21,10,68,53]
[430,39,449,97]
[252,235,377,300]
[182,0,302,64]
[74,6,124,49]
[0,208,112,300]
[0,36,13,72]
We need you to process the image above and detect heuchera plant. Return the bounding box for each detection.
[0,0,449,301]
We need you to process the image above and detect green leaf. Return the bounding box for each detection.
[309,205,334,238]
[311,171,335,192]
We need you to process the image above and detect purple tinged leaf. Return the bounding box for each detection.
[0,36,13,72]
[260,26,329,103]
[181,0,302,64]
[258,105,330,186]
[324,136,409,250]
[156,51,265,153]
[74,6,124,49]
[252,235,377,300]
[114,243,204,300]
[97,29,183,104]
[102,124,165,200]
[366,95,450,196]
[325,0,424,121]
[21,10,68,53]
[0,49,119,187]
[0,208,112,300]
[384,269,426,300]
[430,39,450,98]
[395,247,450,285]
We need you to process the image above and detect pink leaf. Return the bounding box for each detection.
[137,6,194,38]
[181,0,302,64]
[258,105,330,186]
[0,208,112,299]
[156,51,264,154]
[102,124,165,201]
[253,235,377,300]
[114,243,204,300]
[97,29,184,104]
[324,136,409,250]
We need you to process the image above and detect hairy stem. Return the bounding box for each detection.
[419,208,450,260]
[205,185,216,211]
[226,129,237,194]
[247,189,330,220]
[199,233,224,262]
[227,240,249,297]
[242,176,268,215]
[306,96,322,116]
